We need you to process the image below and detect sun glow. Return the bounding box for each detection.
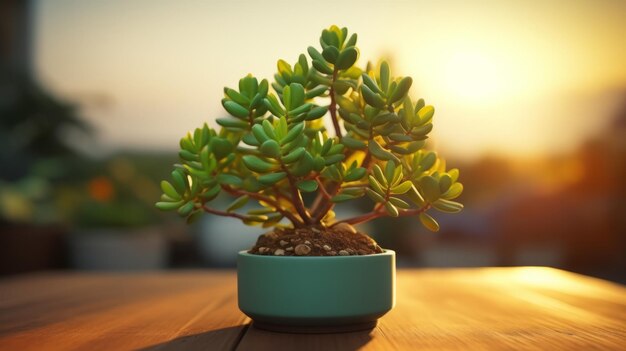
[440,50,502,103]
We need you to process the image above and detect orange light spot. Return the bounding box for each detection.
[87,177,115,202]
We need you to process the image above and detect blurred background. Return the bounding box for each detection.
[1,0,624,282]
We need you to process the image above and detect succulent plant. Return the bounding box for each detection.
[156,25,463,232]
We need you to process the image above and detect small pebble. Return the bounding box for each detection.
[334,223,357,234]
[274,249,285,256]
[311,227,321,233]
[323,245,332,251]
[285,247,294,251]
[258,247,268,253]
[295,244,311,256]
[338,250,349,256]
[279,240,289,246]
[304,240,311,245]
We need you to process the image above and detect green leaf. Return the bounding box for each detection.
[448,168,460,182]
[331,194,356,202]
[391,181,412,195]
[282,122,305,145]
[361,85,386,109]
[210,138,232,160]
[380,61,390,93]
[306,105,328,120]
[227,195,249,212]
[160,181,180,199]
[372,164,388,187]
[345,33,357,48]
[389,197,410,209]
[155,200,183,211]
[260,140,281,158]
[336,46,359,70]
[239,75,258,98]
[282,147,306,163]
[225,89,250,107]
[369,139,398,161]
[419,176,440,203]
[223,101,249,118]
[384,202,399,217]
[258,172,287,185]
[439,174,452,193]
[419,212,439,232]
[345,167,366,182]
[297,180,318,192]
[324,154,344,165]
[178,201,195,217]
[217,174,243,187]
[419,152,437,171]
[289,83,306,109]
[418,105,435,123]
[407,185,426,206]
[305,85,328,99]
[341,136,366,150]
[242,155,275,173]
[312,59,333,75]
[307,46,325,63]
[362,74,382,94]
[442,183,463,200]
[365,188,385,203]
[262,120,277,140]
[388,77,413,104]
[368,175,385,194]
[432,199,464,213]
[216,118,249,129]
[322,46,340,64]
[170,170,187,194]
[251,124,270,144]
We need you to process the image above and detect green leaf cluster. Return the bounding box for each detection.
[156,25,464,233]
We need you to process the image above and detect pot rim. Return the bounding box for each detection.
[238,249,394,260]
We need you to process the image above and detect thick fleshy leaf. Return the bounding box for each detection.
[297,180,318,192]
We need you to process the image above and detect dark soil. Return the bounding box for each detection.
[248,224,384,256]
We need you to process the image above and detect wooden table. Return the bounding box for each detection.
[1,267,624,350]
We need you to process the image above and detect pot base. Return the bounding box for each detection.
[252,320,377,334]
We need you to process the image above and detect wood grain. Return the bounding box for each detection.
[0,267,624,350]
[0,271,248,351]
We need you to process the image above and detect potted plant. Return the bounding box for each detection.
[157,25,463,332]
[68,158,169,271]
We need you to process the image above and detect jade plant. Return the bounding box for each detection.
[156,26,463,255]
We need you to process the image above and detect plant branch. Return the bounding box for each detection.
[312,182,341,223]
[202,205,248,221]
[221,185,303,226]
[332,203,432,226]
[329,68,342,139]
[315,176,332,200]
[280,162,313,225]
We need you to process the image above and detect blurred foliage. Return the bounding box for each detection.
[0,66,175,229]
[157,26,463,232]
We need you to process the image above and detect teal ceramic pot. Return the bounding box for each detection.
[237,250,396,333]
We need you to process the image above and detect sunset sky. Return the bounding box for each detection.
[34,0,626,160]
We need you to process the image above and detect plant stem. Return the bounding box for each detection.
[312,182,341,223]
[280,162,313,225]
[202,205,249,221]
[332,204,432,226]
[315,176,332,200]
[221,185,303,226]
[329,68,342,139]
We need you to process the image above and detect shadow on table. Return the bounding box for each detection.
[140,324,375,350]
